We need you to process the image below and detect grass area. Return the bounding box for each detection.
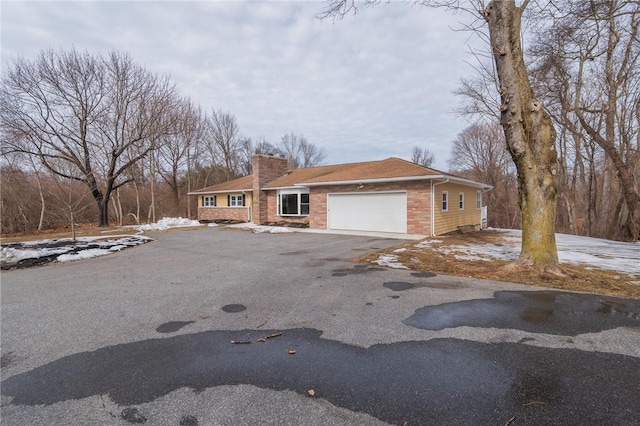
[354,231,640,300]
[0,224,138,244]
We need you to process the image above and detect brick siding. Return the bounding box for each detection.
[198,207,251,222]
[252,155,288,224]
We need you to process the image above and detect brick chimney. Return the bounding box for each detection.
[252,154,288,224]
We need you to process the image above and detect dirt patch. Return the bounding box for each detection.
[0,224,137,244]
[354,230,640,300]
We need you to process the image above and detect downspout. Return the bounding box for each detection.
[480,186,492,229]
[430,179,450,237]
[241,190,251,222]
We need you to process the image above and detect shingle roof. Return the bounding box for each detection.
[188,175,252,194]
[189,157,489,194]
[264,157,441,188]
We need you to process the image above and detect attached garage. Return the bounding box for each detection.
[327,192,407,234]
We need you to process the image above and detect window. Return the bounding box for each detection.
[459,193,464,210]
[300,193,310,215]
[476,191,482,209]
[442,191,448,212]
[229,194,244,207]
[278,190,310,216]
[203,196,216,207]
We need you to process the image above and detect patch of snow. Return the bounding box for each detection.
[135,217,202,232]
[374,254,409,269]
[417,229,640,276]
[227,222,292,234]
[1,235,152,268]
[415,239,443,248]
[1,247,69,264]
[58,248,113,262]
[393,248,407,253]
[453,254,492,262]
[207,223,218,227]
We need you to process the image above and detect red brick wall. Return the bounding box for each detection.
[252,155,288,224]
[198,207,251,222]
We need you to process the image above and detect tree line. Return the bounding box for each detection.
[0,48,327,233]
[447,0,639,242]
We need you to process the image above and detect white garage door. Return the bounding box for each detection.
[328,192,407,234]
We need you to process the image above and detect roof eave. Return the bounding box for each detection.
[187,188,252,195]
[261,185,307,191]
[297,175,444,187]
[441,176,493,190]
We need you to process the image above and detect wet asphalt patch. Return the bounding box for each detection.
[331,266,385,276]
[179,415,199,426]
[383,280,467,291]
[221,304,247,313]
[410,271,436,278]
[279,251,308,256]
[2,328,638,425]
[155,321,195,334]
[121,407,147,423]
[403,290,640,335]
[383,282,413,291]
[1,351,17,369]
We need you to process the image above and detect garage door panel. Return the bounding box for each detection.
[328,192,407,233]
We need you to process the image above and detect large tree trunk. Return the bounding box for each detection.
[98,196,110,227]
[484,0,561,271]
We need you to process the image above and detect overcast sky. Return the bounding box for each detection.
[1,1,483,170]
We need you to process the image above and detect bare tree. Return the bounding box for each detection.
[448,122,518,228]
[205,109,242,180]
[448,123,510,182]
[530,0,640,240]
[320,0,562,272]
[157,99,204,213]
[280,133,327,168]
[1,48,179,227]
[410,146,436,167]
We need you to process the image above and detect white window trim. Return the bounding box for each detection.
[476,191,482,209]
[442,191,449,212]
[459,192,464,210]
[277,188,310,216]
[229,194,244,207]
[202,195,216,207]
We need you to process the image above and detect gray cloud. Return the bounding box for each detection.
[1,1,482,169]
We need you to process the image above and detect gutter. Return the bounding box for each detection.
[296,175,491,189]
[187,188,252,195]
[297,175,444,187]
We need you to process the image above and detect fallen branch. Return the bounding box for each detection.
[257,332,282,342]
[523,401,546,407]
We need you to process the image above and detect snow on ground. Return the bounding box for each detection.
[410,229,640,276]
[374,254,409,269]
[227,222,293,234]
[1,235,152,268]
[135,217,202,232]
[1,217,206,268]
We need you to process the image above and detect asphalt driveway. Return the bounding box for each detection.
[1,227,639,425]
